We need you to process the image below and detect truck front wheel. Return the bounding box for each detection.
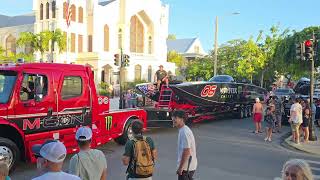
[0,137,20,171]
[114,119,137,145]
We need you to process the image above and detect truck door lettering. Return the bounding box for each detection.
[105,116,112,130]
[23,118,41,130]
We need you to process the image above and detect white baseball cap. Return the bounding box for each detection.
[75,127,92,141]
[32,140,67,163]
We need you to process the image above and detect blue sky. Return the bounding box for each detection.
[1,0,319,52]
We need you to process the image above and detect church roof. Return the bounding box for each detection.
[167,38,197,53]
[0,14,35,28]
[99,0,116,6]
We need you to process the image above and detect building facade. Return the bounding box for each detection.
[0,0,175,85]
[167,37,207,61]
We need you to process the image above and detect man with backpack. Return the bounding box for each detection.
[172,110,197,180]
[122,120,157,180]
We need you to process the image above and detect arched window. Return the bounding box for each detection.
[78,7,83,23]
[46,2,50,19]
[194,45,199,54]
[63,2,67,19]
[104,25,109,51]
[148,36,153,54]
[71,5,76,21]
[135,65,142,81]
[6,35,16,55]
[40,3,43,20]
[148,65,152,82]
[118,29,122,49]
[130,16,144,53]
[52,1,56,18]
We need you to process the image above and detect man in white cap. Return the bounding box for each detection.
[69,126,107,180]
[32,140,80,180]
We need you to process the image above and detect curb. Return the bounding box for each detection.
[282,135,320,156]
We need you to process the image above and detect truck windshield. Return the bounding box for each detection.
[0,71,17,104]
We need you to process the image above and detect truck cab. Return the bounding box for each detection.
[0,63,146,170]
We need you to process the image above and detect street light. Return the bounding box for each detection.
[213,12,240,76]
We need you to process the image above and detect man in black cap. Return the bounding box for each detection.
[154,65,169,89]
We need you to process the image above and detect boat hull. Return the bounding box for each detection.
[169,82,267,106]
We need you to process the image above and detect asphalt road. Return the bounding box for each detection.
[11,116,320,180]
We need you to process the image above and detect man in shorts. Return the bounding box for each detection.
[289,98,303,144]
[154,65,169,89]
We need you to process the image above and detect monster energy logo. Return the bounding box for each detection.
[106,116,113,130]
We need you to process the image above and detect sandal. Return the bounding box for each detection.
[252,131,258,134]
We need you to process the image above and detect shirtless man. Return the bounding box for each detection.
[154,65,169,89]
[252,97,263,134]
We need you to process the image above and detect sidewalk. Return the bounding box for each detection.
[284,125,320,155]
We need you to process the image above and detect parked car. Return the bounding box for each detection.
[274,88,295,99]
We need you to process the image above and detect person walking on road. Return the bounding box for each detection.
[172,110,197,180]
[264,105,276,142]
[289,98,303,144]
[279,159,314,180]
[32,140,80,180]
[253,98,263,134]
[69,127,108,180]
[122,120,157,180]
[274,96,283,133]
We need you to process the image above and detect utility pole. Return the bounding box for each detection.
[214,16,218,76]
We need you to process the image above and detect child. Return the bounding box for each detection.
[0,162,11,180]
[264,105,276,142]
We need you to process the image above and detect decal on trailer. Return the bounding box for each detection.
[201,85,217,97]
[105,116,113,130]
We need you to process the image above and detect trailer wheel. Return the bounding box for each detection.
[0,137,20,171]
[114,119,138,145]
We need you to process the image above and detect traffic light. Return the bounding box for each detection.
[296,43,305,60]
[114,54,120,66]
[122,54,130,67]
[304,40,314,60]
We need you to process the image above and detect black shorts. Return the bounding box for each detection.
[302,118,310,128]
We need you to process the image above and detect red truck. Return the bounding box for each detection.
[0,62,147,170]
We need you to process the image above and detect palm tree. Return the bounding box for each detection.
[17,29,66,62]
[17,32,39,54]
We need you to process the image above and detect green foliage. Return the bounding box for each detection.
[17,28,67,58]
[98,82,110,96]
[167,50,187,75]
[0,52,34,63]
[185,57,214,81]
[167,34,176,40]
[0,46,4,55]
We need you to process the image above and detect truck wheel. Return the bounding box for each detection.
[0,137,20,171]
[114,119,137,145]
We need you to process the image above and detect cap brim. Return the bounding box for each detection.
[32,144,42,157]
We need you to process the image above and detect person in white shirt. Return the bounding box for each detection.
[172,110,197,180]
[69,126,108,180]
[31,140,80,180]
[289,98,303,144]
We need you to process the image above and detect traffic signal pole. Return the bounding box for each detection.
[119,49,124,109]
[309,32,317,141]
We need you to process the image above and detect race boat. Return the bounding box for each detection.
[169,75,267,106]
[136,75,267,107]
